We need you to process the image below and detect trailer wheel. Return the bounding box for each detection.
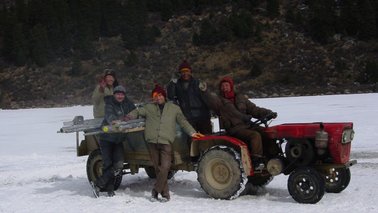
[288,167,325,204]
[86,149,122,191]
[144,166,177,180]
[324,167,351,193]
[197,146,247,200]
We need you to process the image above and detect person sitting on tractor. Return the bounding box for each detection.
[199,77,277,169]
[126,84,204,202]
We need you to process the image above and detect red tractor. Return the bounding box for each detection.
[193,113,356,204]
[60,113,356,203]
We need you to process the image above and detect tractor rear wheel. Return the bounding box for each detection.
[86,149,122,191]
[197,146,247,200]
[324,167,351,193]
[288,167,325,204]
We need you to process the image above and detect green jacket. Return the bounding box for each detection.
[128,102,196,145]
[92,85,113,118]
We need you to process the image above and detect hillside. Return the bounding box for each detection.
[0,1,377,109]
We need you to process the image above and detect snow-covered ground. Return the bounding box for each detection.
[0,93,377,213]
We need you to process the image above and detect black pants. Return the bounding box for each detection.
[189,118,212,134]
[97,140,124,191]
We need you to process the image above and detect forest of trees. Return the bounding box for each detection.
[0,0,377,67]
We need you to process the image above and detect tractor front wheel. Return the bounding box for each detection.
[324,167,351,193]
[288,167,325,204]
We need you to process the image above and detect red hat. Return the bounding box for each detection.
[219,76,234,90]
[151,84,167,98]
[219,76,235,102]
[178,60,192,72]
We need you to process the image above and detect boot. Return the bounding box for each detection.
[161,191,170,202]
[107,190,115,197]
[150,189,159,202]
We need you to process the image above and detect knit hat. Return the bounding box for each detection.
[113,85,126,95]
[102,69,119,87]
[219,76,235,102]
[104,69,116,78]
[151,84,167,98]
[178,60,192,72]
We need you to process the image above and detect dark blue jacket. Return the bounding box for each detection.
[100,96,136,143]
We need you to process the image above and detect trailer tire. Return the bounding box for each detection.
[86,149,122,191]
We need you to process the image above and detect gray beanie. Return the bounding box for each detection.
[113,85,126,94]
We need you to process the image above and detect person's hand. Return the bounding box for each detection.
[98,78,106,92]
[192,132,205,139]
[199,81,207,92]
[111,120,121,125]
[271,112,278,119]
[123,115,132,122]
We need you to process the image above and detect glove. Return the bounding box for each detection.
[199,81,207,92]
[271,112,278,119]
[192,132,205,139]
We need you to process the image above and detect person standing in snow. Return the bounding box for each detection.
[92,85,135,197]
[92,69,119,118]
[127,84,204,201]
[166,60,212,134]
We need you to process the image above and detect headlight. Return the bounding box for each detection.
[342,129,354,144]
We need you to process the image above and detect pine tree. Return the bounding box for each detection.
[2,7,28,66]
[121,0,149,49]
[15,0,28,23]
[160,0,174,21]
[267,0,280,18]
[48,0,73,57]
[308,0,336,43]
[339,0,359,36]
[29,24,51,66]
[11,23,28,65]
[357,0,377,40]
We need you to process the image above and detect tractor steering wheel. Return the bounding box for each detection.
[250,112,277,128]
